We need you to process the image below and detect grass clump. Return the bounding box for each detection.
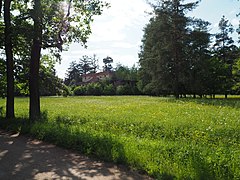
[0,96,239,179]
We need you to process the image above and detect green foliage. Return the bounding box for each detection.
[139,0,203,97]
[15,82,29,96]
[61,84,72,97]
[103,56,113,72]
[64,55,100,86]
[213,16,238,96]
[64,61,83,86]
[138,0,239,97]
[114,64,138,81]
[39,55,63,96]
[116,84,133,95]
[73,83,103,96]
[73,86,86,96]
[0,96,239,179]
[232,59,240,94]
[102,84,115,95]
[85,83,103,96]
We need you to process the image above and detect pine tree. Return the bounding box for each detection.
[214,16,238,98]
[139,0,203,97]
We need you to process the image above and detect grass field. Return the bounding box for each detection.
[0,96,239,179]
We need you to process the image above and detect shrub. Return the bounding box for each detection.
[103,84,115,95]
[116,84,133,95]
[86,83,103,96]
[61,84,72,97]
[73,86,86,96]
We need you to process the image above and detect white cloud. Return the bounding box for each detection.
[56,0,151,78]
[111,42,135,49]
[88,0,151,43]
[231,18,239,26]
[112,54,138,67]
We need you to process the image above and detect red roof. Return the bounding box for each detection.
[82,71,113,83]
[82,71,113,78]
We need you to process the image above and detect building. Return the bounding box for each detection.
[81,71,113,84]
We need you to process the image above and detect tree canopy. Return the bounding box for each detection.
[0,0,108,119]
[138,0,240,97]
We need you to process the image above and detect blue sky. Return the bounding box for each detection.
[55,0,240,78]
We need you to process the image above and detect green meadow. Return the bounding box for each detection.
[0,96,239,179]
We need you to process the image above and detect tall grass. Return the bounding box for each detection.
[0,96,239,179]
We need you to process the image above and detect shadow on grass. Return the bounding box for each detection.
[0,113,152,179]
[0,129,147,179]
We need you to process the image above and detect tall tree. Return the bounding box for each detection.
[28,0,108,120]
[29,0,42,120]
[64,54,99,86]
[4,0,14,118]
[214,16,238,98]
[89,54,99,73]
[103,56,113,72]
[139,0,200,97]
[0,0,2,16]
[79,55,94,74]
[185,18,211,97]
[232,58,240,94]
[64,61,83,86]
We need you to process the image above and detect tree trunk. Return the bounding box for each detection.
[0,0,3,16]
[4,0,14,119]
[225,93,228,99]
[29,0,42,121]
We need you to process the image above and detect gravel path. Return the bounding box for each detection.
[0,130,151,180]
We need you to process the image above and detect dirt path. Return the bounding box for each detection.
[0,130,151,180]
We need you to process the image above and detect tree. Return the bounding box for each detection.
[139,0,200,97]
[114,64,138,81]
[103,56,113,72]
[114,64,140,95]
[213,16,238,98]
[28,0,108,120]
[39,55,63,96]
[232,58,240,94]
[64,54,99,86]
[79,55,99,74]
[64,61,83,86]
[4,0,14,118]
[185,18,211,97]
[89,54,99,73]
[0,0,2,16]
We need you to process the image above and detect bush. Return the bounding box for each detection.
[61,84,72,97]
[103,84,115,95]
[86,83,103,96]
[116,84,133,95]
[73,86,86,96]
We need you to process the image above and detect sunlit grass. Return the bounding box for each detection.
[0,96,239,179]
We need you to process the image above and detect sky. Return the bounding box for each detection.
[55,0,240,79]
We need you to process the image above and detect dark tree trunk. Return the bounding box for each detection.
[4,0,14,119]
[0,0,2,16]
[29,0,42,121]
[225,93,228,99]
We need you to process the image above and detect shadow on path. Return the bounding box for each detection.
[0,130,151,180]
